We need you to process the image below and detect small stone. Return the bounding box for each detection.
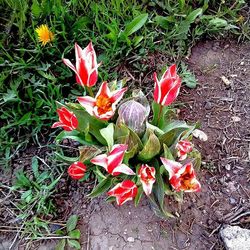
[225,164,231,171]
[220,225,250,250]
[221,76,231,86]
[240,61,244,65]
[205,101,212,110]
[229,197,237,205]
[127,237,135,242]
[232,116,241,122]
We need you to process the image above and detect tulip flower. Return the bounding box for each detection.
[161,158,201,192]
[108,180,138,206]
[153,64,181,106]
[52,107,78,131]
[176,140,193,161]
[68,162,86,180]
[63,42,98,87]
[138,164,156,196]
[90,144,135,176]
[78,82,127,120]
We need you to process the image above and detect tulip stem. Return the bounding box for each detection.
[157,105,163,126]
[86,87,94,97]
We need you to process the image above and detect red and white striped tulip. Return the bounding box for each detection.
[90,144,135,176]
[108,180,138,206]
[153,64,181,106]
[68,162,86,180]
[52,107,78,131]
[138,164,156,196]
[63,42,98,87]
[161,158,201,192]
[176,140,193,161]
[78,81,127,120]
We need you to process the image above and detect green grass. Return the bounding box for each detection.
[0,0,249,166]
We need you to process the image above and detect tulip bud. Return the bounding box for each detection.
[68,162,86,180]
[117,100,147,137]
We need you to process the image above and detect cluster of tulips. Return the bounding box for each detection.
[52,42,201,213]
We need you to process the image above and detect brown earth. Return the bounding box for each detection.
[1,40,250,250]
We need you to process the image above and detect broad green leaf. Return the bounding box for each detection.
[155,15,169,29]
[66,215,78,232]
[115,124,143,152]
[138,130,161,161]
[151,102,176,129]
[69,229,81,239]
[72,109,107,145]
[88,177,113,198]
[209,18,228,28]
[159,121,194,146]
[55,239,66,250]
[134,186,143,207]
[123,13,148,36]
[100,123,114,151]
[67,239,81,249]
[163,144,175,160]
[186,8,203,23]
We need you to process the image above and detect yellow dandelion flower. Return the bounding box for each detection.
[35,24,54,46]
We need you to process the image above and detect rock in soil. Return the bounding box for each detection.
[220,225,250,250]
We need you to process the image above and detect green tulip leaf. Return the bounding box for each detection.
[100,123,114,151]
[88,177,113,198]
[138,130,161,161]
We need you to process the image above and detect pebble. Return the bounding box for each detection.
[229,197,237,205]
[127,237,135,242]
[205,101,212,110]
[225,164,231,171]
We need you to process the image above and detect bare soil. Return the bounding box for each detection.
[1,40,250,250]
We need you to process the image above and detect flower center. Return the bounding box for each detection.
[96,95,113,115]
[179,172,195,190]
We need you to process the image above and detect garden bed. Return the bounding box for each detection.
[1,39,249,249]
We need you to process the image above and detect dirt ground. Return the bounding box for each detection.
[1,40,250,250]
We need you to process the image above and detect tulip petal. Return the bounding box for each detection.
[141,181,154,196]
[96,82,111,98]
[161,158,182,179]
[78,96,96,115]
[112,164,135,176]
[107,144,127,173]
[110,87,127,104]
[77,58,89,85]
[162,64,176,79]
[63,58,84,86]
[90,154,108,170]
[153,72,162,104]
[93,107,114,120]
[51,121,64,128]
[161,77,181,106]
[88,67,98,87]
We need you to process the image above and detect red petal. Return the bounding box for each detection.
[161,158,182,179]
[107,144,127,173]
[109,87,127,104]
[162,77,181,106]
